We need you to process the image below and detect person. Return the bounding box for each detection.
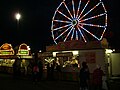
[37,60,43,81]
[32,63,39,84]
[50,60,56,80]
[12,59,21,79]
[92,65,104,90]
[56,62,61,80]
[12,60,18,79]
[27,61,33,76]
[79,61,90,90]
[47,63,51,80]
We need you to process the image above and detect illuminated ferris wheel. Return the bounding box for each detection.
[51,0,107,44]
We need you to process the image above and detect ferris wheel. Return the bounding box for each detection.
[51,0,107,44]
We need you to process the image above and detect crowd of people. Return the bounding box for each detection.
[12,57,62,83]
[46,60,62,80]
[12,57,43,83]
[12,57,106,90]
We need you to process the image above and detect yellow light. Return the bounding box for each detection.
[105,49,114,54]
[27,46,31,50]
[52,52,58,57]
[15,13,21,20]
[72,51,79,55]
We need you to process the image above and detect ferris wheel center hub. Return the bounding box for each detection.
[72,20,78,26]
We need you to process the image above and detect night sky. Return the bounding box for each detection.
[0,0,119,52]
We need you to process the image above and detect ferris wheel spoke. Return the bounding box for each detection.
[79,1,102,21]
[53,19,71,23]
[57,10,72,21]
[77,0,90,19]
[54,25,73,41]
[80,23,105,28]
[72,0,76,18]
[79,12,107,23]
[53,24,72,31]
[76,30,78,40]
[79,25,100,40]
[63,1,73,19]
[76,0,81,18]
[77,26,87,42]
[64,26,74,42]
[71,28,75,40]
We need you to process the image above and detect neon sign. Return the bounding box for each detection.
[17,43,29,55]
[0,43,14,55]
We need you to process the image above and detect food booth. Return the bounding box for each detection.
[38,40,111,81]
[0,43,16,74]
[0,43,33,75]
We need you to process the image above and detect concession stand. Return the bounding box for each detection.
[38,40,112,81]
[0,43,16,74]
[16,43,33,76]
[0,43,33,75]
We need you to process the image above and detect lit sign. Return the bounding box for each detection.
[56,52,73,57]
[17,43,29,55]
[18,50,29,55]
[0,51,13,55]
[0,43,14,55]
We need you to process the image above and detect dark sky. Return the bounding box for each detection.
[0,0,119,52]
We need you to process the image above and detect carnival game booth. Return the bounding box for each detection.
[0,43,33,75]
[38,40,111,81]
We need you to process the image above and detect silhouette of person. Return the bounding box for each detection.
[51,60,56,80]
[12,58,21,79]
[79,61,90,90]
[12,60,18,79]
[47,63,51,80]
[56,62,61,80]
[32,62,39,84]
[92,65,104,90]
[37,60,43,81]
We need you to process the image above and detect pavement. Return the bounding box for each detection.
[107,77,120,90]
[0,73,79,90]
[0,73,120,90]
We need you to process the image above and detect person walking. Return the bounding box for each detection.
[37,60,43,81]
[56,63,62,80]
[92,65,104,90]
[79,61,90,90]
[32,63,39,84]
[12,59,21,79]
[12,60,18,79]
[47,63,51,80]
